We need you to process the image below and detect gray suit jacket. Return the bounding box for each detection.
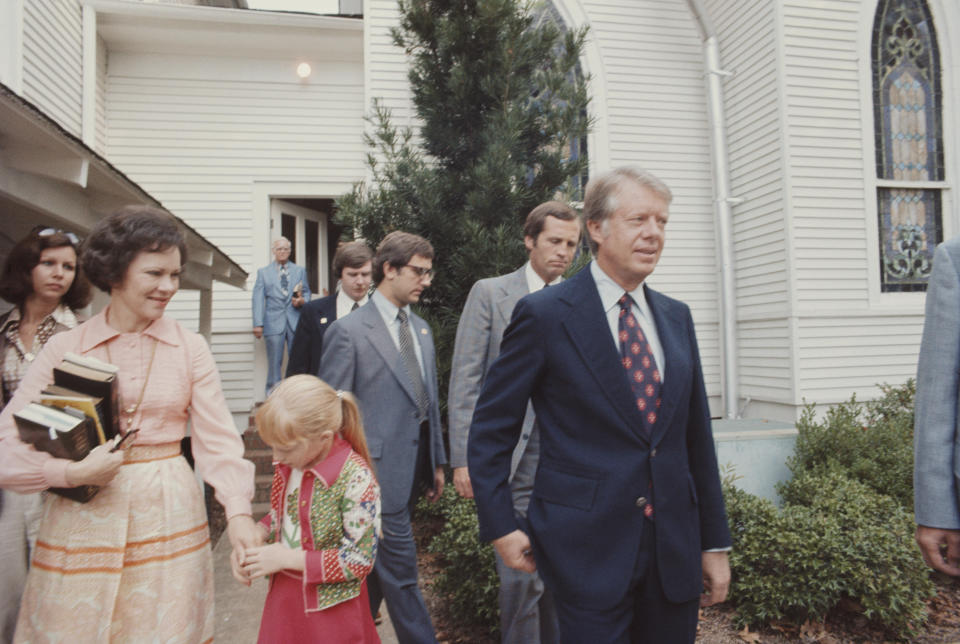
[448,266,535,478]
[320,298,447,514]
[915,235,960,530]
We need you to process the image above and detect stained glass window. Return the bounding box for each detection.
[872,0,943,292]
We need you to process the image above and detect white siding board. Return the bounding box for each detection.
[21,0,83,136]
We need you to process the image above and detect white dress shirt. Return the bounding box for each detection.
[590,260,666,382]
[336,289,369,320]
[524,261,563,293]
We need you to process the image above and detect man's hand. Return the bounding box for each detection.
[453,466,474,499]
[916,525,960,576]
[252,326,263,339]
[701,550,731,607]
[493,530,536,573]
[291,295,305,309]
[425,466,445,503]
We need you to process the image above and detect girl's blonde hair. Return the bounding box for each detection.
[256,375,373,467]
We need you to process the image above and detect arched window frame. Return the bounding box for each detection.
[864,0,957,297]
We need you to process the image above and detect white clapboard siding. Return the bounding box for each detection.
[783,0,927,408]
[796,314,922,404]
[105,51,365,415]
[94,34,107,155]
[580,0,721,399]
[21,0,83,137]
[704,0,792,408]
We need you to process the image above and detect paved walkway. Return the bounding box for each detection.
[212,534,399,643]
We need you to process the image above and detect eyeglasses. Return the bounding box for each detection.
[404,264,435,279]
[36,227,81,246]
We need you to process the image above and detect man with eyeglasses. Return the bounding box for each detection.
[320,231,446,644]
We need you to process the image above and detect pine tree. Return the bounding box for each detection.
[336,0,591,393]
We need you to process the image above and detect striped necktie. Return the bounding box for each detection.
[397,309,429,419]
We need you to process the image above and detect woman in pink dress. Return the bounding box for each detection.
[0,206,260,643]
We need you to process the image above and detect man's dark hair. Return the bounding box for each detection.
[372,232,434,283]
[81,205,187,292]
[332,240,374,279]
[523,200,580,241]
[0,228,92,309]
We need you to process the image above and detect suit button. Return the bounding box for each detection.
[636,496,647,507]
[651,448,657,458]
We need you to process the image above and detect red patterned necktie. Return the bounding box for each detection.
[618,294,662,433]
[618,293,660,519]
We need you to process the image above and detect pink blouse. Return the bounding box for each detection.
[0,309,254,520]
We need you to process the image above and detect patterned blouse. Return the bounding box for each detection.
[0,304,78,406]
[262,437,381,612]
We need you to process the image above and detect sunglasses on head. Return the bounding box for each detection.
[34,227,81,246]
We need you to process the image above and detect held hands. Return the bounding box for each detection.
[493,529,536,574]
[700,550,731,607]
[228,518,267,586]
[916,525,960,576]
[241,543,305,580]
[291,294,305,309]
[64,438,125,487]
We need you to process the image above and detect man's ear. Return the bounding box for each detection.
[382,262,398,281]
[586,219,605,248]
[524,235,536,253]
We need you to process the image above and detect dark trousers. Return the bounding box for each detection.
[553,520,699,644]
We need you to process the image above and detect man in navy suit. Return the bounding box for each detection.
[469,167,731,643]
[320,232,446,644]
[286,240,372,377]
[252,237,311,396]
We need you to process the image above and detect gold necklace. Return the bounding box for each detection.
[105,337,159,430]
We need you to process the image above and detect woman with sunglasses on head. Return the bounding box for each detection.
[0,206,257,643]
[0,226,90,643]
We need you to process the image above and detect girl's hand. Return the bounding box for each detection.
[230,546,251,586]
[242,544,304,578]
[64,441,124,487]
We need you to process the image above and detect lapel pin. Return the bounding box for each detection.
[420,328,427,335]
[320,318,328,324]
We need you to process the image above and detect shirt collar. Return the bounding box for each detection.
[309,436,353,488]
[78,307,181,352]
[337,288,368,311]
[524,261,562,292]
[371,289,410,325]
[589,260,654,323]
[1,304,77,331]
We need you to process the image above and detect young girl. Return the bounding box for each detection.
[232,375,381,643]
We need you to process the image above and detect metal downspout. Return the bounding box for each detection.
[684,0,741,419]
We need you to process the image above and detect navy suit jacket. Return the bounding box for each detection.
[286,294,337,377]
[468,267,730,609]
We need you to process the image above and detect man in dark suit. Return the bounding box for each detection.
[448,201,580,644]
[320,232,446,644]
[469,167,731,643]
[286,240,372,377]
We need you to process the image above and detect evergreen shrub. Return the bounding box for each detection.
[415,484,500,636]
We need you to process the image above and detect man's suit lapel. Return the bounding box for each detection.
[645,286,693,447]
[360,302,423,408]
[559,270,648,440]
[495,267,529,325]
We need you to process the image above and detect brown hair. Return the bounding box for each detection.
[523,200,580,241]
[582,167,673,254]
[372,231,434,283]
[332,240,373,279]
[256,375,373,468]
[81,205,187,292]
[0,227,92,309]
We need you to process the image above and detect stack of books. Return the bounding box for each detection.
[13,352,120,503]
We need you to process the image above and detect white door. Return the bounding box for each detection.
[269,200,328,299]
